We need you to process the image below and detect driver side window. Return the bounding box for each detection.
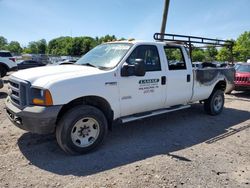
[127,45,161,72]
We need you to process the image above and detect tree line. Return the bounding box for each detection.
[0,31,249,62]
[0,35,120,56]
[192,31,250,62]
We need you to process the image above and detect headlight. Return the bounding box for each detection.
[30,88,53,106]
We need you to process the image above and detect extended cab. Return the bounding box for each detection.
[5,38,235,154]
[0,50,17,77]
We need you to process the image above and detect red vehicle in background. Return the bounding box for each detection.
[234,63,250,91]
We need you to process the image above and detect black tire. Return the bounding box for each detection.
[56,105,108,155]
[204,90,224,115]
[0,65,7,77]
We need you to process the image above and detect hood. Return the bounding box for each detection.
[236,71,250,76]
[11,65,105,87]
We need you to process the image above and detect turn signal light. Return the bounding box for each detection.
[32,90,53,106]
[44,90,53,106]
[32,98,45,105]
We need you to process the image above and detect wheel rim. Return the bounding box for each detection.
[214,94,223,112]
[71,117,100,148]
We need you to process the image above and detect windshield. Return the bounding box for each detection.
[76,43,132,69]
[237,64,250,73]
[234,64,241,70]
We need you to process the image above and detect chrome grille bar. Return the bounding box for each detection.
[8,77,30,108]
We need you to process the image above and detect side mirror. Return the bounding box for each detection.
[121,59,145,77]
[134,59,145,76]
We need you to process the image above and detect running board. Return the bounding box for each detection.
[121,105,191,123]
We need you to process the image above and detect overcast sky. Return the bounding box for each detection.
[1,0,249,46]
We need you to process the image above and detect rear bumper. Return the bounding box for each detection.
[9,66,18,72]
[5,97,62,134]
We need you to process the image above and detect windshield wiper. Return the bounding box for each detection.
[81,63,97,68]
[98,66,112,70]
[81,63,111,70]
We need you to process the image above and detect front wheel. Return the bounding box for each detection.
[204,90,224,115]
[56,105,108,155]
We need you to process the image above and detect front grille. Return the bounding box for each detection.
[8,78,29,108]
[9,81,19,89]
[9,79,21,106]
[235,76,250,83]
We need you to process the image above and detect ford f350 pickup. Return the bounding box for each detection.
[5,33,235,154]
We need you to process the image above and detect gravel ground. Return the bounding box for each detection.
[0,73,249,188]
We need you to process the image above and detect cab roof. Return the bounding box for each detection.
[106,40,185,47]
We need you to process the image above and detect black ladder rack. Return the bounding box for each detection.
[153,33,234,62]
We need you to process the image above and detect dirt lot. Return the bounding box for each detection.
[0,74,249,188]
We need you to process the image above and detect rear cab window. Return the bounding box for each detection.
[164,46,186,70]
[0,52,12,57]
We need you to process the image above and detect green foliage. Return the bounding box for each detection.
[37,39,47,54]
[1,34,122,56]
[216,47,231,61]
[97,35,117,44]
[27,41,39,54]
[1,31,250,61]
[48,37,73,55]
[0,36,8,50]
[22,39,47,54]
[7,41,22,54]
[22,47,32,54]
[165,48,182,61]
[70,37,97,56]
[48,36,112,56]
[204,46,218,61]
[233,31,250,61]
[192,48,205,62]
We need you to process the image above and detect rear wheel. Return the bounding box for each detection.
[0,65,7,77]
[56,105,108,155]
[204,90,224,115]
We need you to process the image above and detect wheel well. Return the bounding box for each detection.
[214,80,226,92]
[56,96,114,130]
[0,63,9,71]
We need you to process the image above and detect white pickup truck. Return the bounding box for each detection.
[5,37,235,154]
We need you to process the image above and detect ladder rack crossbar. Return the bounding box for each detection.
[154,33,233,47]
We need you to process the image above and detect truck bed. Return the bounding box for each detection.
[191,67,235,102]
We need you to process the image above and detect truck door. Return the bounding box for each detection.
[119,45,166,117]
[164,46,193,106]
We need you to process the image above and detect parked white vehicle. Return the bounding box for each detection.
[0,50,17,77]
[5,35,235,154]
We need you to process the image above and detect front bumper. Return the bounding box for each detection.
[234,85,250,91]
[5,98,62,134]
